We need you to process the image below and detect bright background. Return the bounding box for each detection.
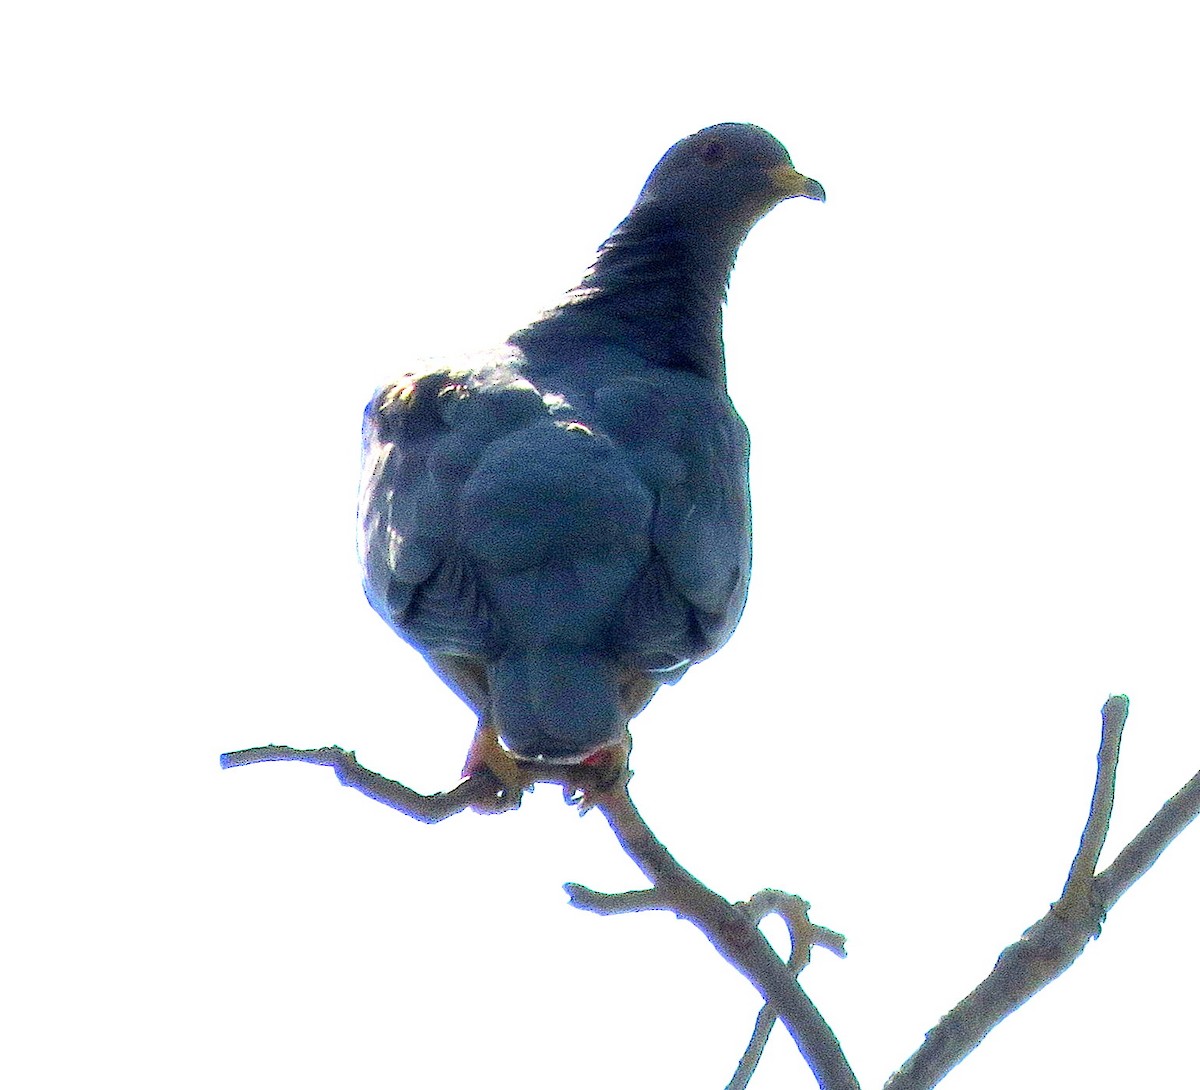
[4,2,1198,1088]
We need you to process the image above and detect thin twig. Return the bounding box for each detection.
[1060,694,1127,905]
[883,696,1200,1090]
[562,885,671,912]
[220,744,501,822]
[727,1002,780,1090]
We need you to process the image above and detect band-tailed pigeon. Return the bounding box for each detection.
[358,122,823,794]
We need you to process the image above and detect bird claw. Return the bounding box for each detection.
[471,782,528,814]
[462,726,631,814]
[463,725,534,814]
[564,743,631,813]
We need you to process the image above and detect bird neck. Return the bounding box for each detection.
[515,210,746,385]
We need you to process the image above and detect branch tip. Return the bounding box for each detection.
[884,693,1200,1090]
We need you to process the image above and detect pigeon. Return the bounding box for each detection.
[358,122,823,796]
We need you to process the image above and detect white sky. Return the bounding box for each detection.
[5,2,1198,1088]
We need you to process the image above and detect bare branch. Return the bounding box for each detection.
[562,884,671,913]
[220,742,633,818]
[220,744,501,822]
[1095,766,1200,908]
[565,880,850,1089]
[884,696,1200,1090]
[739,889,848,965]
[724,891,849,1090]
[727,1002,780,1090]
[564,880,851,1089]
[584,788,859,1090]
[1060,694,1128,904]
[223,741,856,1088]
[221,691,1198,1090]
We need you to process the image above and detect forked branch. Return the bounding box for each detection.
[883,696,1200,1090]
[222,693,1200,1090]
[221,742,856,1090]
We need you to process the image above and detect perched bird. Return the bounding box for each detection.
[358,123,823,796]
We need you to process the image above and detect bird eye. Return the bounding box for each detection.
[700,140,726,165]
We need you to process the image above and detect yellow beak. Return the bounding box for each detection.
[769,164,826,202]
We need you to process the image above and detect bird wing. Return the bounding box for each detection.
[592,368,752,675]
[358,356,547,663]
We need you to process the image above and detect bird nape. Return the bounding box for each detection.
[358,122,823,804]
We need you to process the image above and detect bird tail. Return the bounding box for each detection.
[489,649,624,761]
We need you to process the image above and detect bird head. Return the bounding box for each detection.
[633,122,825,238]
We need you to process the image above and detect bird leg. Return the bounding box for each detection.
[564,728,633,812]
[462,722,535,812]
[461,721,633,813]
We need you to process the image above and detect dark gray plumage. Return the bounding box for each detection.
[358,123,823,767]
